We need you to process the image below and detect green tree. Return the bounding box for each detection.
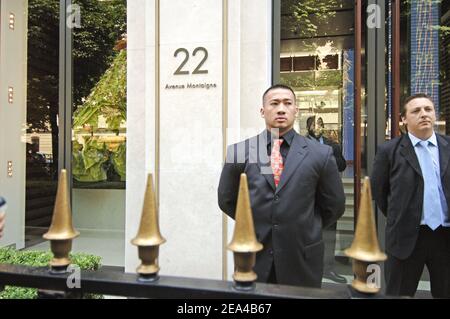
[73,49,126,131]
[27,0,126,174]
[281,0,339,38]
[72,0,126,109]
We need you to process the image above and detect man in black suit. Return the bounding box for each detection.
[306,116,347,171]
[306,116,347,284]
[218,84,345,288]
[371,93,450,298]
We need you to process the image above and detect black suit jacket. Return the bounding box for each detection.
[218,130,345,287]
[307,135,347,172]
[371,133,450,260]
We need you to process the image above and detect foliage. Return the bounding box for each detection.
[281,70,342,89]
[71,16,127,184]
[438,26,450,36]
[315,70,342,87]
[281,0,339,38]
[72,0,127,111]
[72,138,109,182]
[73,49,127,131]
[70,1,128,185]
[27,0,126,133]
[26,0,59,133]
[73,137,126,183]
[27,0,126,174]
[111,142,126,181]
[0,247,102,299]
[73,140,87,181]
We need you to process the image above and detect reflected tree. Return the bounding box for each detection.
[27,0,126,176]
[281,0,339,38]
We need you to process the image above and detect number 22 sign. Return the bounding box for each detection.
[173,47,208,75]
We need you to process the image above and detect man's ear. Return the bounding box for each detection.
[260,107,265,118]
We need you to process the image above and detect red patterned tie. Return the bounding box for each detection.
[271,139,284,187]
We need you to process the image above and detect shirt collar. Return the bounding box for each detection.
[408,131,437,147]
[266,128,295,146]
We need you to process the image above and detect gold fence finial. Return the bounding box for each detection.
[228,173,263,290]
[131,173,166,281]
[43,169,80,273]
[345,177,387,294]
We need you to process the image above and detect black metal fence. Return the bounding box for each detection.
[0,173,387,299]
[0,263,369,299]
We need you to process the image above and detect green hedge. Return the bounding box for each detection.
[0,247,102,299]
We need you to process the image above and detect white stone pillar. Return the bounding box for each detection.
[126,0,272,280]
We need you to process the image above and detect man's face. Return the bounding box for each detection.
[401,97,436,138]
[315,119,324,136]
[317,118,324,128]
[260,88,298,134]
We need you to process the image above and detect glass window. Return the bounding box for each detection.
[25,0,60,248]
[442,1,450,134]
[22,0,127,267]
[383,0,449,297]
[71,0,127,267]
[388,0,449,135]
[279,0,359,288]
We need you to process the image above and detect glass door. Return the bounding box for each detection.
[275,0,370,286]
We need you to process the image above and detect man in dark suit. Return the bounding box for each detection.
[371,93,450,298]
[306,116,347,284]
[218,84,345,288]
[306,116,347,172]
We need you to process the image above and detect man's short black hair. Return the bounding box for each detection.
[401,93,434,117]
[262,84,296,103]
[306,116,315,130]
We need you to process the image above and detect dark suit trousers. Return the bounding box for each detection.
[385,226,450,298]
[323,222,338,271]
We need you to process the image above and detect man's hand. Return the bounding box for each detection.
[0,212,5,239]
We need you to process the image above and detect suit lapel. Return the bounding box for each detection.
[251,131,276,191]
[275,134,308,195]
[437,134,450,178]
[399,134,422,177]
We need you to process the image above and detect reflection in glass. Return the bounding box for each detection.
[72,0,127,189]
[389,0,449,136]
[280,0,357,287]
[25,0,60,247]
[71,0,127,267]
[381,0,449,297]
